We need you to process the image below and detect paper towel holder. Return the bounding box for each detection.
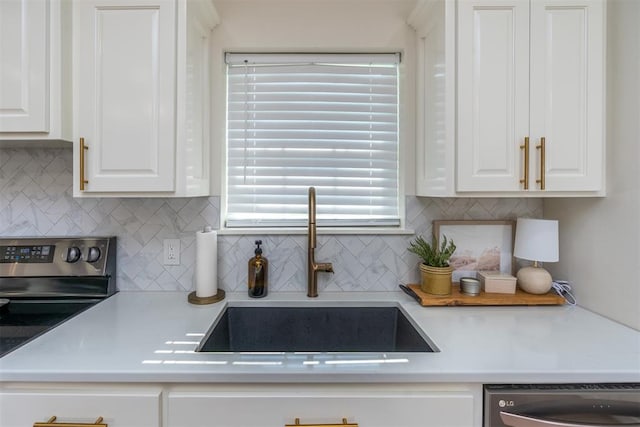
[189,225,225,305]
[188,289,226,305]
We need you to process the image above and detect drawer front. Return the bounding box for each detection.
[168,389,475,427]
[0,389,161,427]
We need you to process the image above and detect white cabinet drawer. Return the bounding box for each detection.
[0,388,162,427]
[167,385,475,427]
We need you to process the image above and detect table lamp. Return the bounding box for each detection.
[513,218,559,294]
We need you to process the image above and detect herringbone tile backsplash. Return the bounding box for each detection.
[0,148,542,292]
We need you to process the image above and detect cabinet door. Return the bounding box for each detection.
[167,387,475,427]
[75,0,176,192]
[457,0,530,192]
[0,389,162,427]
[412,0,456,197]
[0,0,48,132]
[173,0,214,195]
[529,0,605,192]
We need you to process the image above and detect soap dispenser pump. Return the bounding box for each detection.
[248,240,268,298]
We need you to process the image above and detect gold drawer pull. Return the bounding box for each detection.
[286,417,358,427]
[79,137,89,191]
[519,136,530,190]
[34,415,107,427]
[536,136,546,190]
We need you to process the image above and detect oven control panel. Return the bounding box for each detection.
[0,237,116,277]
[1,245,55,263]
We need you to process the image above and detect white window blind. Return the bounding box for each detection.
[225,53,400,228]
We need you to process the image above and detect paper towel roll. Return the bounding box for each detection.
[195,226,218,298]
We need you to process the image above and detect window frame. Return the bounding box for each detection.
[219,52,410,234]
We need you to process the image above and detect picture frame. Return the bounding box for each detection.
[432,220,516,282]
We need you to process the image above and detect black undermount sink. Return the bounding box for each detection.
[197,306,435,353]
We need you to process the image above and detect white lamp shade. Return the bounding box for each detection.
[513,218,559,262]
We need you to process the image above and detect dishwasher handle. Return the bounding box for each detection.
[500,411,640,427]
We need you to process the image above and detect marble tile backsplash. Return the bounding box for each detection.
[0,148,542,292]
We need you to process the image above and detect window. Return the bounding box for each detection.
[225,53,400,228]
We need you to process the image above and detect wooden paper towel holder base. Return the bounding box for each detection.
[188,289,226,305]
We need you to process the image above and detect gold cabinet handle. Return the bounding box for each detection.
[34,415,107,427]
[519,136,530,190]
[79,137,89,191]
[536,137,546,190]
[285,418,358,427]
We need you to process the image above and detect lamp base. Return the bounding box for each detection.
[517,266,552,294]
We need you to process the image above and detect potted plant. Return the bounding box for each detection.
[408,234,456,295]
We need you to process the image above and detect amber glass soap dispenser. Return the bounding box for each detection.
[248,240,268,298]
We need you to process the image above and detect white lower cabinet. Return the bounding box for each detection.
[166,384,478,427]
[0,383,480,427]
[0,385,162,427]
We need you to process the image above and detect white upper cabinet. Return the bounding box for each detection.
[0,0,71,141]
[529,0,604,192]
[73,0,217,196]
[412,0,605,197]
[409,0,457,196]
[457,0,530,192]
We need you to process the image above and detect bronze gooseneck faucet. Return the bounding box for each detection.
[307,187,334,297]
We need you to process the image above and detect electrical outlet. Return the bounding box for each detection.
[163,239,181,265]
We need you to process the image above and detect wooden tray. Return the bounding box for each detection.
[407,284,565,306]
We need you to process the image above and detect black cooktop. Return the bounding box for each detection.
[0,299,100,357]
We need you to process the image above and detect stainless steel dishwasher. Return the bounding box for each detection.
[484,384,640,427]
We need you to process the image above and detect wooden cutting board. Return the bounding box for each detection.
[407,284,565,306]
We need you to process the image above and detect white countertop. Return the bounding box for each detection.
[1,291,639,384]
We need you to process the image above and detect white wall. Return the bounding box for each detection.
[209,0,418,196]
[545,0,640,330]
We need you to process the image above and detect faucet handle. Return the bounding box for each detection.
[316,262,334,273]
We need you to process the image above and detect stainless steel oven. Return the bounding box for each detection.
[0,237,116,357]
[485,384,640,427]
